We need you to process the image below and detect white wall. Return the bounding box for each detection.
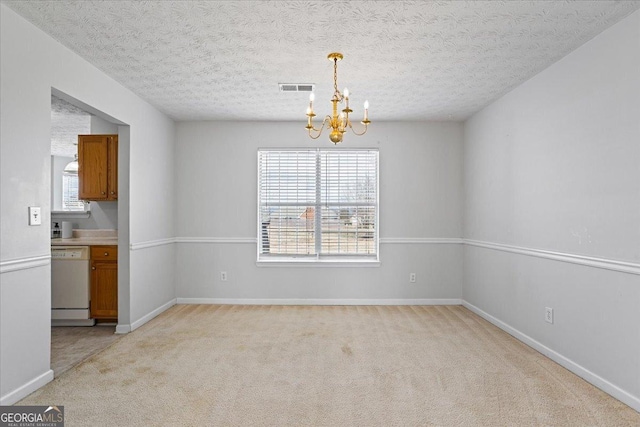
[174,121,464,302]
[0,5,176,404]
[90,115,119,134]
[50,155,73,211]
[463,9,640,410]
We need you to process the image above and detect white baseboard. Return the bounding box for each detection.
[115,324,131,334]
[462,300,640,412]
[176,298,462,306]
[0,369,54,405]
[130,298,177,332]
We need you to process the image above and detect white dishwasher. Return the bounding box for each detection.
[51,246,95,326]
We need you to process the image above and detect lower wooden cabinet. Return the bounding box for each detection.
[90,245,118,320]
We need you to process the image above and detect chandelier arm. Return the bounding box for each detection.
[321,115,331,130]
[307,129,323,140]
[308,116,331,139]
[348,121,369,136]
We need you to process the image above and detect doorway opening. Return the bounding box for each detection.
[49,88,130,376]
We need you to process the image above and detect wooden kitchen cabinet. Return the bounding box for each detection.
[78,134,118,201]
[90,245,118,320]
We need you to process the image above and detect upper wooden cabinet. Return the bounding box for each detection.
[78,134,118,201]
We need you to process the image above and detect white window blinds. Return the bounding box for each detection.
[258,149,378,260]
[62,173,84,211]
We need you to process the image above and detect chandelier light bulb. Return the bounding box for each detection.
[308,92,315,112]
[344,88,349,99]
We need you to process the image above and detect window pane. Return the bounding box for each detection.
[62,173,84,211]
[321,151,378,205]
[259,151,316,206]
[260,206,315,255]
[320,206,376,255]
[258,150,317,255]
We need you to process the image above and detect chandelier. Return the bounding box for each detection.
[305,52,371,144]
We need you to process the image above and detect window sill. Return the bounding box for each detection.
[257,258,380,268]
[52,211,91,219]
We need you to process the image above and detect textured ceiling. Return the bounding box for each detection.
[51,95,91,158]
[5,1,640,122]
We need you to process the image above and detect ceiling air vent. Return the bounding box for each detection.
[279,83,315,92]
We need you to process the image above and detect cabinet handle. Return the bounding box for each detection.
[102,192,106,195]
[104,252,109,256]
[111,191,115,195]
[92,267,96,270]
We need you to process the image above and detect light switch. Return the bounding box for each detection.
[28,206,42,225]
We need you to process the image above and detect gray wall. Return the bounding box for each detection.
[463,9,640,410]
[56,202,118,230]
[0,4,175,404]
[174,121,464,302]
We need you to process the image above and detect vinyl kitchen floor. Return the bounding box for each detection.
[51,325,120,377]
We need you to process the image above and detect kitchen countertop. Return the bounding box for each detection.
[51,237,118,246]
[51,229,118,246]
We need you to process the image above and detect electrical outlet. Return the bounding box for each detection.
[220,271,228,282]
[28,206,42,225]
[409,273,416,283]
[545,307,554,324]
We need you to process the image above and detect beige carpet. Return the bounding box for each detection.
[51,325,120,377]
[20,305,640,426]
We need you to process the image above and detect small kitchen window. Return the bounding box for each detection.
[62,158,85,211]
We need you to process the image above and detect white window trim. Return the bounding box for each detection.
[257,148,379,264]
[256,259,381,267]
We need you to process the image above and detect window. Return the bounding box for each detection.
[62,160,84,211]
[258,149,379,262]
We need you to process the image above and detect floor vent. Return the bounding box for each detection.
[279,83,315,92]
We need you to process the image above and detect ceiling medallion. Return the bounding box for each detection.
[305,52,371,144]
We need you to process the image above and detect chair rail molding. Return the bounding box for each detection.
[0,254,51,274]
[464,239,640,276]
[380,237,464,244]
[175,237,257,244]
[128,236,639,275]
[129,238,176,251]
